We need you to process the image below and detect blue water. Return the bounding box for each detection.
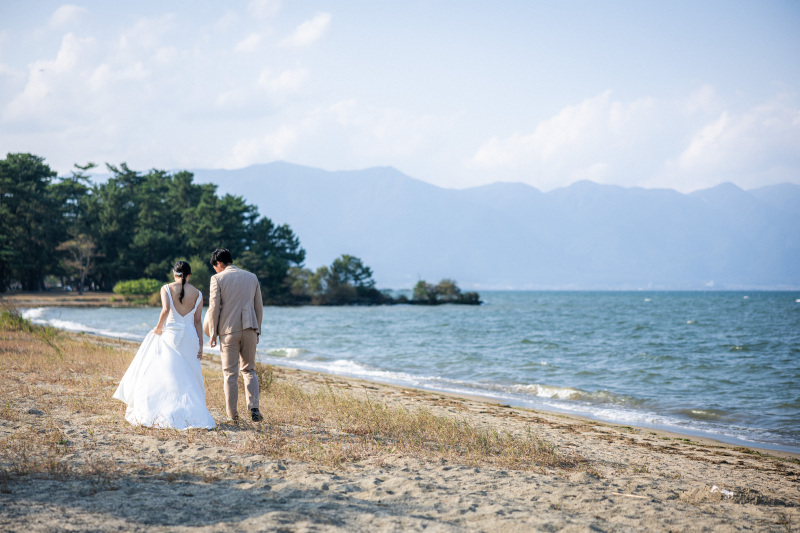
[21,291,800,452]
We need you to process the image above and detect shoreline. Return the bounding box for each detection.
[1,324,798,531]
[65,331,800,461]
[8,296,800,459]
[404,383,800,460]
[266,356,800,459]
[1,291,148,308]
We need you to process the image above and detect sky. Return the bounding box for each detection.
[1,1,799,193]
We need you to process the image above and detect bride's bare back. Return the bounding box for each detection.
[168,282,201,316]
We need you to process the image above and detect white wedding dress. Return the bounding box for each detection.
[113,287,216,430]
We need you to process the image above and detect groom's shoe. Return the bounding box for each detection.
[251,408,263,422]
[229,414,239,425]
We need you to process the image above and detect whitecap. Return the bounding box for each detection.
[675,408,732,422]
[19,308,143,340]
[44,318,143,341]
[266,347,307,358]
[20,307,47,320]
[259,356,426,388]
[512,383,581,399]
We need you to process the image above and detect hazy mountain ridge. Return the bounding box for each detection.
[193,163,800,290]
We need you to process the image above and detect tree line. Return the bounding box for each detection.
[0,153,479,306]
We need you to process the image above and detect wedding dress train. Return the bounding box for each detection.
[113,288,216,430]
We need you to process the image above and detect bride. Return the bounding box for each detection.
[113,261,216,430]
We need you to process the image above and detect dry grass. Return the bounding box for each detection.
[239,375,578,470]
[0,306,582,484]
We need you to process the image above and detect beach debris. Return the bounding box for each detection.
[710,485,734,499]
[611,492,650,500]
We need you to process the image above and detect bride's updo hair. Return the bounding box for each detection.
[173,261,191,303]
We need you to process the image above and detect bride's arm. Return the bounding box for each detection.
[153,286,170,335]
[193,295,204,359]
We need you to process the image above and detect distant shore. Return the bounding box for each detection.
[1,290,483,309]
[1,291,149,308]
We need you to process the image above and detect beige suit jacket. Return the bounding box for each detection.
[203,265,263,339]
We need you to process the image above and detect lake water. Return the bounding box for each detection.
[21,291,800,453]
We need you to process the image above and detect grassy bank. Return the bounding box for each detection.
[1,291,153,308]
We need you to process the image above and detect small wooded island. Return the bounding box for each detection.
[0,153,479,306]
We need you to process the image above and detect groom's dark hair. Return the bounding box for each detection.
[210,248,233,267]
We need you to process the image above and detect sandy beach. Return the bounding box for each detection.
[0,315,798,532]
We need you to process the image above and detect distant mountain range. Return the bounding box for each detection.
[192,162,800,290]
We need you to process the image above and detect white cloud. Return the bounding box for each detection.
[5,4,795,195]
[263,125,297,156]
[683,84,719,116]
[76,15,177,97]
[235,32,263,53]
[664,95,800,190]
[116,15,174,54]
[258,67,309,94]
[2,11,191,164]
[469,89,800,192]
[214,10,239,32]
[231,125,297,166]
[153,46,178,64]
[223,99,453,171]
[4,32,96,122]
[677,112,731,170]
[320,99,450,159]
[49,5,88,28]
[87,63,112,92]
[280,12,331,47]
[469,91,662,190]
[248,0,281,20]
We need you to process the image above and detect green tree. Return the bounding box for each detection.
[52,162,94,236]
[57,234,98,294]
[178,181,226,258]
[217,194,256,257]
[308,266,330,299]
[85,166,248,289]
[1,157,308,300]
[412,278,480,305]
[413,280,437,303]
[302,255,383,305]
[129,169,186,278]
[287,266,313,303]
[435,278,461,302]
[240,216,306,304]
[85,163,146,287]
[330,254,375,290]
[0,153,62,291]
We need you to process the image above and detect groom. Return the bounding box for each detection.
[203,248,264,423]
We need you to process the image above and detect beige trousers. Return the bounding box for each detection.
[219,329,259,419]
